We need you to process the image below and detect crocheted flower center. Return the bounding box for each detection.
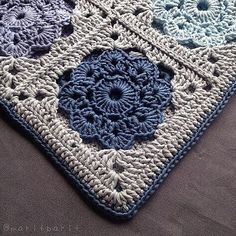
[109,88,123,100]
[86,114,95,124]
[0,0,74,58]
[197,0,209,11]
[152,0,236,47]
[16,12,25,19]
[58,49,173,150]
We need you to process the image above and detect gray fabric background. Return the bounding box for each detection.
[0,96,235,236]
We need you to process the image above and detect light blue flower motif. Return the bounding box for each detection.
[152,0,236,47]
[152,0,181,23]
[58,49,173,150]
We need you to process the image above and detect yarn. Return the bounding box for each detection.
[58,49,172,149]
[152,0,236,47]
[0,0,235,219]
[0,0,74,57]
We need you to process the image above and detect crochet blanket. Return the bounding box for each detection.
[0,0,235,219]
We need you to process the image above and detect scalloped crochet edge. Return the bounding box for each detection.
[0,79,235,220]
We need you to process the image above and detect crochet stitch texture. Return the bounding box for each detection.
[58,49,172,149]
[0,0,235,220]
[152,0,236,47]
[0,0,74,57]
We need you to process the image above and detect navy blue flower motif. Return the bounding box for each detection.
[0,0,74,58]
[58,49,173,150]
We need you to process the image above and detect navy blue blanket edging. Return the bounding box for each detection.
[0,80,235,220]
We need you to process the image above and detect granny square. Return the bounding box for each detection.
[0,0,235,219]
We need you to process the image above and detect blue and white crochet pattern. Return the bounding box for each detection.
[0,0,235,220]
[152,0,236,47]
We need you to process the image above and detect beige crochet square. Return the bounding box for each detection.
[0,0,235,219]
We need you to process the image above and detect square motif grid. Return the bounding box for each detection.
[0,0,235,219]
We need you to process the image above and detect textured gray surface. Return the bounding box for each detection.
[0,95,235,236]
